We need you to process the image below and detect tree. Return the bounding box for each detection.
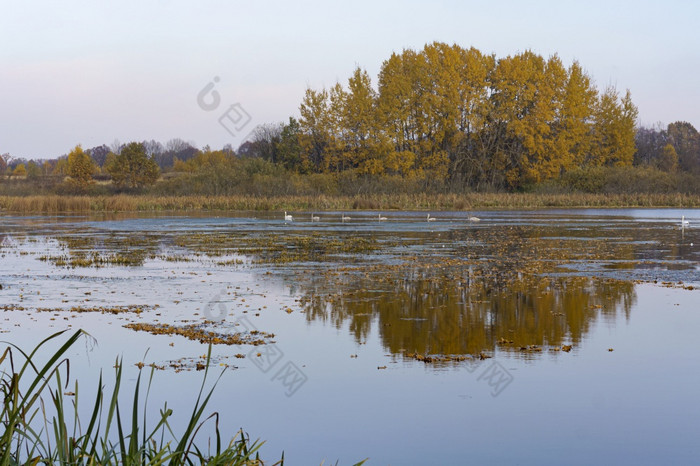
[556,61,598,173]
[68,145,96,189]
[275,117,303,171]
[299,87,333,172]
[657,143,678,172]
[105,142,160,189]
[340,67,389,174]
[142,140,164,157]
[158,139,197,170]
[26,161,42,179]
[12,164,26,177]
[0,153,11,175]
[247,123,283,162]
[634,124,667,167]
[489,50,555,187]
[86,144,111,167]
[667,121,700,173]
[294,43,641,190]
[52,157,69,176]
[590,87,637,166]
[42,160,53,176]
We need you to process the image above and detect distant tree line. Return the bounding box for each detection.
[235,43,700,190]
[1,42,699,195]
[290,42,641,189]
[634,121,700,173]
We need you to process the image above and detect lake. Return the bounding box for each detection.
[1,209,699,465]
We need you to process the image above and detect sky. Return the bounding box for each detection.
[1,0,699,159]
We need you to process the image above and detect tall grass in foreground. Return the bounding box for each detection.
[0,330,275,465]
[2,192,700,213]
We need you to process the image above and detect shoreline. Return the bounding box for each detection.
[2,192,700,213]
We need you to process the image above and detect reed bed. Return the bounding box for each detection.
[2,192,700,214]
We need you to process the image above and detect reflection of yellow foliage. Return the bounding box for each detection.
[301,266,634,359]
[295,225,638,359]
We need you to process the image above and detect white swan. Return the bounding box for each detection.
[311,213,320,222]
[341,214,351,222]
[378,213,387,221]
[681,215,690,226]
[427,214,436,222]
[284,211,293,222]
[468,214,481,222]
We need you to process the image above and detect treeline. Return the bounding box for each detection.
[1,42,700,196]
[293,42,640,189]
[634,121,700,173]
[0,138,200,179]
[243,43,698,189]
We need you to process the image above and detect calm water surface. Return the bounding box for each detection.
[1,209,699,465]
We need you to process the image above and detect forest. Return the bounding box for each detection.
[2,42,700,198]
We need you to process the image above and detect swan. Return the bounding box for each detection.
[681,215,690,226]
[341,214,351,222]
[284,211,293,222]
[427,214,436,222]
[377,213,387,221]
[468,214,481,222]
[311,213,320,222]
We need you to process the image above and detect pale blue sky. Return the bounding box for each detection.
[1,0,699,159]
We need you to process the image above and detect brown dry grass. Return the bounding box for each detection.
[2,192,700,213]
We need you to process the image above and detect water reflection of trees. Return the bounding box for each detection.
[296,265,635,358]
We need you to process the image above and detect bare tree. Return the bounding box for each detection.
[142,140,164,157]
[110,139,122,155]
[241,123,283,161]
[634,123,667,167]
[86,145,111,167]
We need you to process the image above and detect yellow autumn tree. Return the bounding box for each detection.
[296,43,640,190]
[339,67,391,175]
[557,61,598,171]
[590,87,638,166]
[12,163,26,177]
[299,87,332,172]
[657,143,678,172]
[377,50,422,176]
[67,145,96,189]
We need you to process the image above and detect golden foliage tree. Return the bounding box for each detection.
[12,163,26,177]
[658,143,678,172]
[67,145,96,189]
[591,88,638,166]
[296,43,640,190]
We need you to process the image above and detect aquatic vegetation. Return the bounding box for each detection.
[37,233,162,268]
[39,251,153,267]
[36,305,157,315]
[174,231,380,264]
[404,352,471,364]
[5,210,697,371]
[138,354,238,373]
[124,322,275,346]
[0,329,277,465]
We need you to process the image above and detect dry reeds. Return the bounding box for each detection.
[2,192,700,214]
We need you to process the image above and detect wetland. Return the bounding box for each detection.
[1,209,699,464]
